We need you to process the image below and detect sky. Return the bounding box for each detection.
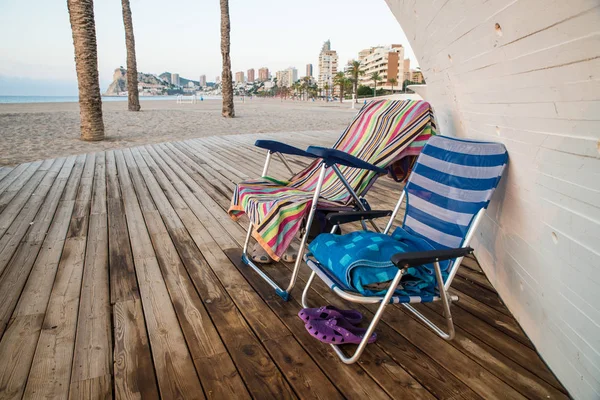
[0,0,417,96]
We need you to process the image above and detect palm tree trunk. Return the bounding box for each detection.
[354,81,358,103]
[67,0,104,141]
[220,0,235,118]
[121,0,140,111]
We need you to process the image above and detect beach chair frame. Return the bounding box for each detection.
[241,147,389,301]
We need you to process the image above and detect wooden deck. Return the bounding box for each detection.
[0,131,568,399]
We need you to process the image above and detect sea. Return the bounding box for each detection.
[0,95,221,104]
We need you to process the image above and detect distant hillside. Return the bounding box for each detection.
[159,72,199,87]
[104,67,168,95]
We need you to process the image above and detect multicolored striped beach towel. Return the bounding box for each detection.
[228,100,437,260]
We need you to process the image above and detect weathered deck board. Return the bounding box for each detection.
[0,131,567,399]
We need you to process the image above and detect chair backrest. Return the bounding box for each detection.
[403,135,508,250]
[290,99,436,204]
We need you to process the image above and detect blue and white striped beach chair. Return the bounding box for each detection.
[302,135,508,364]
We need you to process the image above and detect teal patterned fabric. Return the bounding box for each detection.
[308,227,450,296]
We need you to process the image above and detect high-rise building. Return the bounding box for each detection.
[247,68,255,82]
[235,71,245,83]
[171,73,180,86]
[276,67,298,87]
[287,67,298,86]
[215,76,221,84]
[258,67,269,82]
[403,59,411,82]
[306,64,313,77]
[318,40,338,91]
[275,70,289,87]
[199,74,207,87]
[357,44,405,90]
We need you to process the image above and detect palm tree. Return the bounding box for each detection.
[301,76,311,101]
[121,0,140,111]
[370,72,382,97]
[67,0,104,141]
[323,83,330,101]
[388,77,397,94]
[347,60,364,103]
[344,79,353,100]
[220,0,234,117]
[333,72,346,103]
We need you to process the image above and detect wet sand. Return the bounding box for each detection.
[0,98,359,166]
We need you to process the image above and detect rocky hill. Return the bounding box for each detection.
[104,67,169,95]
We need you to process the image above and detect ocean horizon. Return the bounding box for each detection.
[0,95,221,104]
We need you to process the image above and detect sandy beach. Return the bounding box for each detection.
[0,98,359,166]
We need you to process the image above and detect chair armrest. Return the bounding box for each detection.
[306,146,387,174]
[255,140,317,158]
[326,210,392,225]
[391,247,474,268]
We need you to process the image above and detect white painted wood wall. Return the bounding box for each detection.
[384,1,600,398]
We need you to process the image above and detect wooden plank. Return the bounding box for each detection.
[451,288,534,349]
[0,167,13,184]
[107,150,159,400]
[69,153,112,398]
[141,210,250,400]
[106,151,139,304]
[457,265,496,292]
[68,375,111,400]
[126,147,295,399]
[0,163,32,196]
[366,304,526,399]
[115,149,205,399]
[0,159,55,272]
[23,153,96,399]
[113,300,159,400]
[0,156,74,337]
[423,301,567,394]
[0,161,43,214]
[0,155,84,400]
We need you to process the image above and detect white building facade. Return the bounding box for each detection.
[358,44,405,90]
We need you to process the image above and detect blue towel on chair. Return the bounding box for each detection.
[308,227,450,296]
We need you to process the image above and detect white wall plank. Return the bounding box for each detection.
[385,1,600,398]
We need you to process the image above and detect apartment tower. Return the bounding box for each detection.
[317,40,338,91]
[258,67,269,82]
[235,71,244,83]
[247,68,255,82]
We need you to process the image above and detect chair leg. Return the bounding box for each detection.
[241,164,328,301]
[401,261,455,340]
[330,268,404,364]
[301,271,317,308]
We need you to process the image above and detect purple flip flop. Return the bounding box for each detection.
[298,305,363,325]
[305,317,377,345]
